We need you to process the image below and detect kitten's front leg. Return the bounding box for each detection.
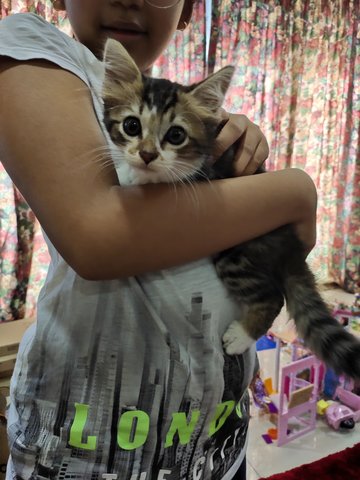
[223,320,256,355]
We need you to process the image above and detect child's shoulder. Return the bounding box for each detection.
[0,12,99,89]
[0,12,68,49]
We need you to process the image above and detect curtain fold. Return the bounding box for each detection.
[0,0,358,322]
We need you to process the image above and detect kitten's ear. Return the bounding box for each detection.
[189,66,235,112]
[103,38,142,86]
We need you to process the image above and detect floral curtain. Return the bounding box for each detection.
[0,0,69,29]
[152,0,207,83]
[209,0,360,293]
[0,0,359,322]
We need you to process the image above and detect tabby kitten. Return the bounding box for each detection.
[100,39,360,379]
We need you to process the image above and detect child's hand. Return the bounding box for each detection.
[214,109,269,176]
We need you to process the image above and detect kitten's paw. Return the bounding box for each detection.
[223,321,255,355]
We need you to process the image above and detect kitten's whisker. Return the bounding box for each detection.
[87,158,117,178]
[166,166,200,210]
[77,154,115,173]
[171,163,216,208]
[170,162,204,186]
[183,177,201,211]
[71,146,123,182]
[97,159,117,174]
[175,164,217,195]
[162,166,179,204]
[191,169,214,186]
[74,145,113,166]
[76,145,128,171]
[171,159,210,180]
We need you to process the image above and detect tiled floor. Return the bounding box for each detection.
[246,414,359,479]
[245,287,360,479]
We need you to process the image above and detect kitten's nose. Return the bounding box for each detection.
[139,150,158,165]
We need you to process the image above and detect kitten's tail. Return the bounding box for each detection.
[284,264,360,380]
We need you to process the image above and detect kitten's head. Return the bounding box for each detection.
[102,39,234,185]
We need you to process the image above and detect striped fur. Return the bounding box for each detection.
[102,39,360,379]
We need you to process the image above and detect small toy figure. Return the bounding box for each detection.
[317,385,360,431]
[249,373,278,414]
[325,402,356,430]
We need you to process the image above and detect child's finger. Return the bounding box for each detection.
[214,113,269,176]
[236,132,269,176]
[213,112,248,160]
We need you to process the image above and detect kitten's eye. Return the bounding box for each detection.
[165,126,187,146]
[123,116,142,136]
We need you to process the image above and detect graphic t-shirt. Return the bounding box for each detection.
[0,14,258,480]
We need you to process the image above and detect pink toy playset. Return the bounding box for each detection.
[276,355,322,446]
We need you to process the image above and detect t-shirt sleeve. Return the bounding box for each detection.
[0,13,94,88]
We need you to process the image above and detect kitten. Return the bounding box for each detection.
[100,39,360,379]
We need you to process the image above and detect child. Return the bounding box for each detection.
[0,1,317,479]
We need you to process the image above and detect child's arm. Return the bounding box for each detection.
[0,59,317,280]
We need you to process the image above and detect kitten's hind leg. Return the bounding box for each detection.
[223,299,284,355]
